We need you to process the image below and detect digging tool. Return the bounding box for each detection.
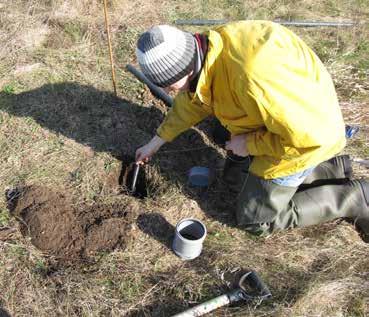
[171,270,272,317]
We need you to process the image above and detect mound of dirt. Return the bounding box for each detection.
[7,186,138,261]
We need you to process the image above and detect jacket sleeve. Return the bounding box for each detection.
[157,91,213,142]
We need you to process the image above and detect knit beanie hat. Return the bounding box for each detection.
[136,25,196,87]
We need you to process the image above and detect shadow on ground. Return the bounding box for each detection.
[137,213,174,250]
[0,83,236,252]
[0,82,234,222]
[0,82,163,159]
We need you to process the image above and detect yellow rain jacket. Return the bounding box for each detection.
[157,21,346,179]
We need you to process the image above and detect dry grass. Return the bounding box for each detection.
[0,0,369,316]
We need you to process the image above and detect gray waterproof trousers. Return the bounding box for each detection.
[223,155,366,235]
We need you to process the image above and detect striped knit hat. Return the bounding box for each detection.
[136,25,196,87]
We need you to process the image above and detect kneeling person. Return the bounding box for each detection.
[134,21,369,240]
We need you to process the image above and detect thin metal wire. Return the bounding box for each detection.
[175,19,356,27]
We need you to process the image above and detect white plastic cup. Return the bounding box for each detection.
[172,218,207,260]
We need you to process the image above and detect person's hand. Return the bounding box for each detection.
[225,134,249,157]
[135,135,166,164]
[135,143,157,164]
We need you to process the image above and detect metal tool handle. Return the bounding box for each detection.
[126,64,173,107]
[171,287,250,317]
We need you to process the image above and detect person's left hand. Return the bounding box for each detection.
[225,134,249,157]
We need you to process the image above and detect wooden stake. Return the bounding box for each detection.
[103,0,117,96]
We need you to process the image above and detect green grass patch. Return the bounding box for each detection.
[33,259,48,276]
[2,84,15,94]
[206,226,239,248]
[343,39,369,70]
[63,21,86,43]
[325,0,342,17]
[0,209,10,226]
[7,244,28,259]
[115,27,141,62]
[7,171,30,188]
[118,275,144,302]
[346,296,367,317]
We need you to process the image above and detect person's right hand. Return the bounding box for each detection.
[135,135,166,164]
[135,143,157,163]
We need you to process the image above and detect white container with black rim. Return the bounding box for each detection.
[172,218,207,260]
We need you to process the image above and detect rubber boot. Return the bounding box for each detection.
[301,155,352,188]
[292,180,369,239]
[236,174,298,235]
[222,153,252,194]
[236,173,369,240]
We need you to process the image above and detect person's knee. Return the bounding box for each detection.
[236,199,277,226]
[235,203,274,235]
[235,173,296,234]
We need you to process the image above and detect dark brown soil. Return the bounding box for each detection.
[8,186,138,261]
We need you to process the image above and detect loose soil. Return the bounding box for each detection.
[7,186,138,261]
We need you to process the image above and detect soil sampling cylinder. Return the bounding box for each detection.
[172,218,207,260]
